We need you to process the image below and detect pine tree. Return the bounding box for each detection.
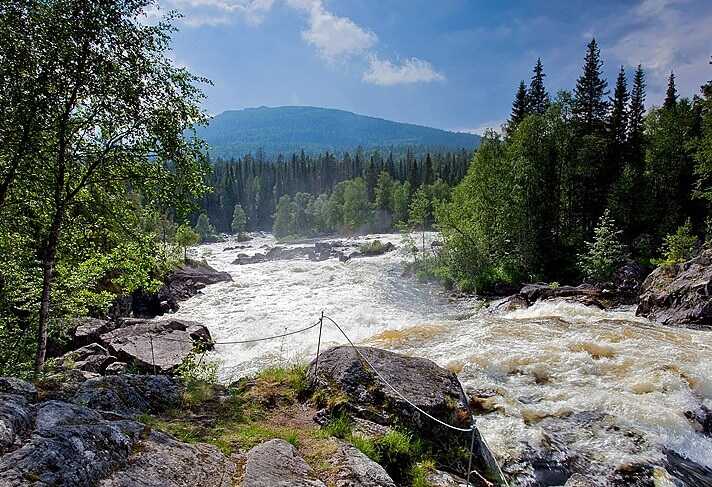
[573,38,609,133]
[509,81,529,127]
[628,65,646,164]
[663,71,678,110]
[423,154,434,186]
[528,58,549,115]
[608,66,629,146]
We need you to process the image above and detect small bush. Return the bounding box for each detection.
[654,219,698,266]
[350,434,380,463]
[321,413,352,439]
[410,459,436,487]
[175,348,220,386]
[578,209,627,282]
[359,239,388,255]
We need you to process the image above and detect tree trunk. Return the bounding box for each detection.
[34,207,63,374]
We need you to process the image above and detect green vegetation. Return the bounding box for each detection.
[0,0,210,375]
[175,224,200,261]
[359,240,388,255]
[654,220,699,266]
[436,44,711,292]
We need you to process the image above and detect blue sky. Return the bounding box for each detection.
[149,0,712,134]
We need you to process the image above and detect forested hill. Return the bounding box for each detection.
[196,106,480,158]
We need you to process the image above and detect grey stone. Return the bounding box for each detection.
[0,394,33,454]
[0,378,37,402]
[335,442,395,487]
[72,375,181,417]
[637,249,712,328]
[243,439,325,487]
[104,362,128,375]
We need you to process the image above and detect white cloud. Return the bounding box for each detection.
[288,0,377,60]
[363,56,445,86]
[608,0,710,102]
[155,0,444,86]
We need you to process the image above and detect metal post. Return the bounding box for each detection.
[149,335,157,375]
[466,417,476,487]
[314,311,324,377]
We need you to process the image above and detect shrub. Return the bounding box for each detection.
[359,239,388,255]
[577,209,627,282]
[410,459,436,487]
[176,347,220,386]
[321,413,351,439]
[350,434,380,463]
[655,219,698,265]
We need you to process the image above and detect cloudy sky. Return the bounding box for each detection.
[151,0,712,133]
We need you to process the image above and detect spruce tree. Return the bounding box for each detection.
[509,81,529,127]
[628,65,646,164]
[608,66,629,147]
[573,38,609,133]
[528,58,549,115]
[663,71,678,110]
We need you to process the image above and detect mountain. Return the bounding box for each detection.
[196,106,480,159]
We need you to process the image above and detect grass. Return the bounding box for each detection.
[410,459,436,487]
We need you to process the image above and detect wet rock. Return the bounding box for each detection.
[72,375,181,417]
[613,261,650,305]
[637,249,712,328]
[0,394,34,454]
[232,252,267,265]
[0,378,37,402]
[308,346,500,481]
[663,449,712,487]
[489,294,529,313]
[334,442,396,487]
[98,430,235,487]
[519,283,608,306]
[100,319,212,373]
[58,343,116,374]
[243,438,325,487]
[129,259,232,318]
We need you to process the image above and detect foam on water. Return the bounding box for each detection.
[173,233,712,477]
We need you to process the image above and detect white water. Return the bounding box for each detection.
[175,233,712,480]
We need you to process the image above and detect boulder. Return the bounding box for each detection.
[73,317,115,347]
[613,261,650,304]
[0,400,145,486]
[0,378,36,402]
[99,319,212,373]
[519,283,608,306]
[72,375,182,417]
[104,362,128,375]
[243,439,325,487]
[0,397,235,487]
[98,430,235,487]
[636,249,712,328]
[564,474,597,486]
[308,346,501,481]
[129,259,232,318]
[334,442,396,487]
[58,343,116,374]
[0,394,34,454]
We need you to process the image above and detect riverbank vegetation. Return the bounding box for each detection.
[434,44,712,292]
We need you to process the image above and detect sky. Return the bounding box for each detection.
[148,0,712,134]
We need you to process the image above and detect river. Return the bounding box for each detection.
[174,232,712,484]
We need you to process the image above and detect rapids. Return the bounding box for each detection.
[174,233,712,483]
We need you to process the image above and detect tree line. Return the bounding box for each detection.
[437,40,712,292]
[195,149,471,233]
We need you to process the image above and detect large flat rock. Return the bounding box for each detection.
[243,439,325,487]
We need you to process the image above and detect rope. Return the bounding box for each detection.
[322,315,474,433]
[149,319,321,345]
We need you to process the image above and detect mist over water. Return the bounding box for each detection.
[174,233,712,479]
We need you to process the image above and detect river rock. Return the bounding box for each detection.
[308,346,500,481]
[636,249,712,328]
[129,259,232,318]
[613,261,650,305]
[519,283,608,306]
[72,375,182,417]
[564,473,597,486]
[334,442,396,487]
[99,319,212,373]
[243,439,325,487]
[425,470,468,486]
